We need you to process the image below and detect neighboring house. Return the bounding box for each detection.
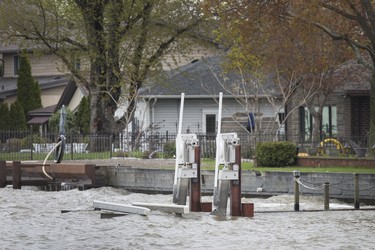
[135,57,283,137]
[0,45,85,131]
[285,58,371,148]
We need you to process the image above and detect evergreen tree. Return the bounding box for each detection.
[0,102,10,130]
[16,50,42,118]
[75,96,90,134]
[48,107,76,133]
[9,100,27,130]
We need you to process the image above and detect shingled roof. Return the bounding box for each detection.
[332,55,371,95]
[139,57,277,98]
[0,75,71,100]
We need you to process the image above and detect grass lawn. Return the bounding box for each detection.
[200,159,375,174]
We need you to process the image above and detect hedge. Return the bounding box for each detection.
[256,141,297,167]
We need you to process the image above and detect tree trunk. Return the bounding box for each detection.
[90,88,117,134]
[369,70,375,150]
[311,112,322,146]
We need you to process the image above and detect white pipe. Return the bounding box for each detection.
[174,93,185,186]
[214,92,223,189]
[42,141,62,180]
[177,93,184,135]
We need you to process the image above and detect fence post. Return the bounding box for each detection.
[70,133,74,160]
[30,128,33,160]
[324,182,330,211]
[354,173,360,210]
[109,134,113,158]
[293,171,300,211]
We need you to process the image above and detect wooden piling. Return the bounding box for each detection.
[293,171,300,211]
[324,182,330,211]
[200,202,212,212]
[0,161,6,188]
[241,203,254,217]
[230,145,242,216]
[12,161,21,189]
[190,146,201,212]
[354,173,360,210]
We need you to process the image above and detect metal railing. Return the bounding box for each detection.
[0,130,370,161]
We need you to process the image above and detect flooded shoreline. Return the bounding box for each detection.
[1,186,374,249]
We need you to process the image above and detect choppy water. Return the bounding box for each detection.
[0,186,374,250]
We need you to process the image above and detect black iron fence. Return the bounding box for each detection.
[0,130,371,161]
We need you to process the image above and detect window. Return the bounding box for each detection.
[74,58,81,71]
[299,106,337,141]
[206,114,216,134]
[14,55,20,75]
[299,107,313,141]
[322,106,337,136]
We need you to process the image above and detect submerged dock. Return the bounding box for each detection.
[0,160,96,190]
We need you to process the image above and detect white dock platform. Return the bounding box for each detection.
[93,200,150,215]
[132,202,189,214]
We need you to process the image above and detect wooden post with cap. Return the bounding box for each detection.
[190,146,201,212]
[230,145,242,216]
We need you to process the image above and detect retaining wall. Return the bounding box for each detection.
[96,167,375,202]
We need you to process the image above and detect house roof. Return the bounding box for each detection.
[139,57,277,98]
[0,45,33,53]
[0,75,72,100]
[27,104,57,125]
[56,78,78,108]
[332,56,371,96]
[28,104,57,115]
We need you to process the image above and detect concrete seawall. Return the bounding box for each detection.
[96,167,375,202]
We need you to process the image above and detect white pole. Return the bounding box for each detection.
[214,92,223,190]
[174,93,185,186]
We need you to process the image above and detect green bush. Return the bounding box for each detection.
[256,141,297,167]
[163,141,176,159]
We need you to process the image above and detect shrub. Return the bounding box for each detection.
[256,141,297,167]
[163,141,176,159]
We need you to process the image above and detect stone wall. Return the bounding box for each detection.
[96,167,375,202]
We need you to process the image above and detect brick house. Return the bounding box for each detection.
[285,58,371,149]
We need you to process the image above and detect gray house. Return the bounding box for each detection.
[135,57,284,136]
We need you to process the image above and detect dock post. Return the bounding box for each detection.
[13,161,21,189]
[324,182,330,211]
[190,146,201,212]
[354,173,360,210]
[293,171,300,211]
[230,145,242,216]
[0,161,6,188]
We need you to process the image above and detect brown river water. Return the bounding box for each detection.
[1,186,374,249]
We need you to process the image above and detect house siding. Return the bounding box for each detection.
[29,54,66,76]
[41,86,66,107]
[2,53,16,77]
[150,98,278,135]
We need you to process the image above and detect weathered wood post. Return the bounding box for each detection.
[324,182,330,211]
[230,145,242,216]
[0,161,6,188]
[354,173,360,210]
[12,161,21,189]
[293,170,300,211]
[190,146,201,212]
